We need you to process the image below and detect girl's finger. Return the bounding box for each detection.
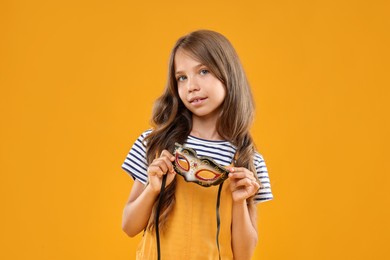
[229,167,247,173]
[159,151,175,173]
[148,166,163,177]
[230,178,253,190]
[149,161,167,174]
[149,160,171,175]
[152,155,173,173]
[160,150,175,161]
[229,171,256,180]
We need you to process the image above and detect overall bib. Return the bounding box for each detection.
[136,176,234,259]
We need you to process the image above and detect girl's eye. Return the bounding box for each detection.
[177,75,187,82]
[200,69,209,75]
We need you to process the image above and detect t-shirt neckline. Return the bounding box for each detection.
[188,134,230,144]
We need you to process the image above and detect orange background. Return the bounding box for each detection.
[1,0,389,259]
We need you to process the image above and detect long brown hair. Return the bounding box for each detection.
[144,30,258,231]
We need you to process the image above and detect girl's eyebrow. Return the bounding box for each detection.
[175,63,204,75]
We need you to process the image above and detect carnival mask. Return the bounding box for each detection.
[173,143,229,187]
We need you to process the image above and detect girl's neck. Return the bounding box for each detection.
[190,115,223,141]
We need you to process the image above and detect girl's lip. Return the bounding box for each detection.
[189,96,206,102]
[189,97,207,105]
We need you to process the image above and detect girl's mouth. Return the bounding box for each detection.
[190,97,207,105]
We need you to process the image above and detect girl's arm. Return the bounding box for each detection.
[229,167,261,260]
[122,180,159,237]
[122,150,176,237]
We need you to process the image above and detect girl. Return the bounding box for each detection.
[121,30,273,260]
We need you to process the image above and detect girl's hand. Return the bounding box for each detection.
[228,167,260,203]
[147,150,176,194]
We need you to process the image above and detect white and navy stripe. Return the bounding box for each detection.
[122,129,273,203]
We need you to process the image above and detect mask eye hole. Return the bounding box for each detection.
[195,170,220,181]
[175,154,190,171]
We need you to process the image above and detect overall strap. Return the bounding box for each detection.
[216,182,223,260]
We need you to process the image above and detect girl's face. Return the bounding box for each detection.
[174,49,226,121]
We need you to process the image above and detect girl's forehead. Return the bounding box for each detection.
[174,50,203,70]
[175,49,200,62]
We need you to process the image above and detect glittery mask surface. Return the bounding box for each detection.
[173,143,229,187]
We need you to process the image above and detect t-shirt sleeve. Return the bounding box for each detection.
[254,152,273,203]
[121,130,152,185]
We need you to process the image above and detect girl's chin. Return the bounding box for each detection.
[190,111,221,120]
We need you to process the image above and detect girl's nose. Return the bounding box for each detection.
[187,78,200,92]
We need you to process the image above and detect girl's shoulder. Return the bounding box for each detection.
[140,128,153,137]
[135,129,153,144]
[253,150,266,165]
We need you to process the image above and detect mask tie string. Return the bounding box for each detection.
[156,174,167,260]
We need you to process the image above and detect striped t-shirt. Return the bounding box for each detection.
[122,129,273,203]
